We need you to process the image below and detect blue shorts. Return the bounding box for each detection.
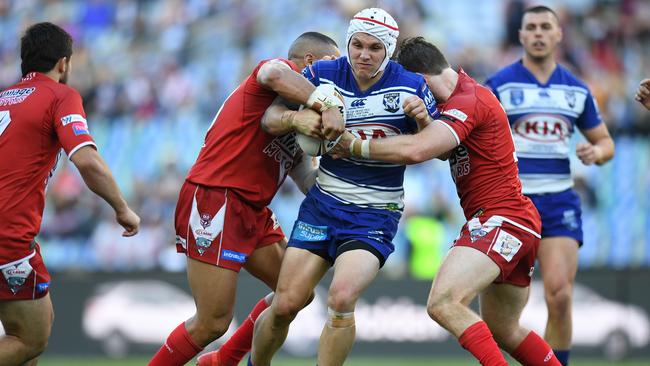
[287,194,400,267]
[526,188,583,245]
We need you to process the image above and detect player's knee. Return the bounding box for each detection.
[426,292,456,322]
[272,295,303,323]
[544,282,573,313]
[327,285,359,313]
[327,307,355,328]
[22,331,50,360]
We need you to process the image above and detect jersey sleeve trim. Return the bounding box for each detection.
[436,119,460,145]
[68,141,97,159]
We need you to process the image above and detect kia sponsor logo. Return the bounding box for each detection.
[513,115,570,142]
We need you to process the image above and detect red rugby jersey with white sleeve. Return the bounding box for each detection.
[186,59,302,208]
[437,69,540,232]
[0,72,96,261]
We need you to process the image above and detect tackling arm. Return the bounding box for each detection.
[257,60,344,140]
[349,120,458,164]
[261,97,323,138]
[289,153,318,194]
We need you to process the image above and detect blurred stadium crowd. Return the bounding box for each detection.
[0,0,648,274]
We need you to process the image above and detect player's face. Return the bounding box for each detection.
[519,12,562,61]
[348,33,385,81]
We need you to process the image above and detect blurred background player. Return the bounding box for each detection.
[333,36,562,366]
[250,8,437,366]
[0,22,140,366]
[485,6,615,365]
[636,79,650,110]
[147,32,342,366]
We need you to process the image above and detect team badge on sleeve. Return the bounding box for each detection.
[60,114,86,126]
[442,109,468,122]
[72,122,89,136]
[61,114,90,136]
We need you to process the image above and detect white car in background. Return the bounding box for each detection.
[83,280,236,358]
[521,281,650,360]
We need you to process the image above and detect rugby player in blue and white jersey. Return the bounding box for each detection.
[485,6,615,365]
[249,8,437,366]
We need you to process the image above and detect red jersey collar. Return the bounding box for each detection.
[21,72,55,83]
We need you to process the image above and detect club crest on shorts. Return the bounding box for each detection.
[383,92,400,113]
[491,230,522,262]
[194,212,216,255]
[470,228,488,242]
[2,260,34,295]
[200,213,212,229]
[562,210,578,231]
[195,236,213,256]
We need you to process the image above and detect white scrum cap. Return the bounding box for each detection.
[346,8,399,77]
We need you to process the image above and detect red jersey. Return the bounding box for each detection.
[437,70,540,232]
[187,59,302,208]
[0,72,95,261]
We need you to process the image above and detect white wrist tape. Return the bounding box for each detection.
[306,89,335,112]
[349,138,358,155]
[360,140,370,159]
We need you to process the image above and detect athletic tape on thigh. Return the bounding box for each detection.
[327,307,355,328]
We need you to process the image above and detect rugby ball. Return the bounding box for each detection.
[296,132,343,157]
[296,84,346,157]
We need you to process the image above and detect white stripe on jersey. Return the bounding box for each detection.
[519,176,573,195]
[496,82,588,96]
[318,78,354,96]
[340,157,402,168]
[316,167,404,209]
[370,85,416,94]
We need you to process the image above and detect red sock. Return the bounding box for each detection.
[458,321,508,366]
[149,322,203,366]
[511,331,562,366]
[197,297,270,366]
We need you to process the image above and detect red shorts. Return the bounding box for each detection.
[0,243,51,300]
[453,215,540,287]
[175,182,285,272]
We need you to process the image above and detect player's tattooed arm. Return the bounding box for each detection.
[257,59,318,106]
[261,97,324,137]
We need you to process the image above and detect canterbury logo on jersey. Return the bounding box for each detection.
[350,99,366,108]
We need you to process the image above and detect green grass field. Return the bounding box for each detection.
[37,357,650,366]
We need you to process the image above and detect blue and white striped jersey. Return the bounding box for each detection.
[485,61,602,194]
[302,57,437,211]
